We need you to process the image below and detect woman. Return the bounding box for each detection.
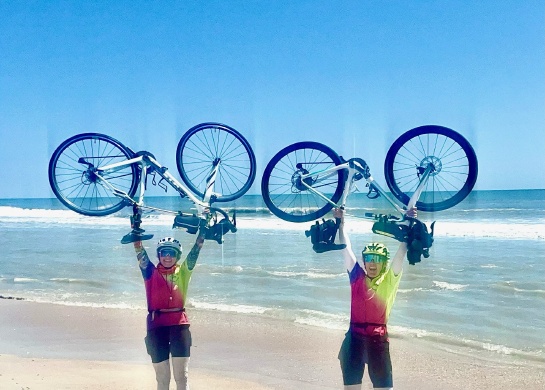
[133,231,205,390]
[334,207,417,390]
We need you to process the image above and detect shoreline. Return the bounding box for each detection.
[1,300,544,389]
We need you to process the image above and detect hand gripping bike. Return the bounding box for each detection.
[48,122,256,244]
[261,125,478,262]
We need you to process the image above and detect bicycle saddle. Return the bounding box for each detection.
[121,231,154,244]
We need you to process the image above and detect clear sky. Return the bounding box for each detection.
[0,1,544,199]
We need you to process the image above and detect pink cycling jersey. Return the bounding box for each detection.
[139,250,193,330]
[348,262,402,337]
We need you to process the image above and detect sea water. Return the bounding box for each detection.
[0,190,544,364]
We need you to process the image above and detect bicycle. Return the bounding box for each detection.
[260,125,478,259]
[48,122,257,244]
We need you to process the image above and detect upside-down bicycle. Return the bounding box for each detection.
[260,125,478,258]
[48,122,256,243]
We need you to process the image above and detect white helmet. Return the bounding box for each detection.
[156,237,182,259]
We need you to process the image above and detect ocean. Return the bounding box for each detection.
[1,190,544,365]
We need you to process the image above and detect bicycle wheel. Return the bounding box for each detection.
[48,133,139,216]
[384,125,478,212]
[261,142,344,223]
[176,123,256,202]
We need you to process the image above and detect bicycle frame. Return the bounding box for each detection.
[82,152,218,217]
[297,158,434,219]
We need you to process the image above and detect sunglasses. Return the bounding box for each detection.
[158,248,179,258]
[363,254,386,263]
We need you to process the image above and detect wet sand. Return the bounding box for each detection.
[0,299,543,389]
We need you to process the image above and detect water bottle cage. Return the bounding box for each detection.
[366,183,380,199]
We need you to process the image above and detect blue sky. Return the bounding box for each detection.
[0,0,543,199]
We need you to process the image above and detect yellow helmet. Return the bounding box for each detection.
[362,242,390,261]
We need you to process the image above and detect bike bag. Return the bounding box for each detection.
[173,214,200,234]
[406,219,435,265]
[371,216,435,265]
[305,218,346,253]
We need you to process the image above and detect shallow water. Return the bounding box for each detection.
[1,190,544,363]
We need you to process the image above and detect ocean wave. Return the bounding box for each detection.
[432,281,468,291]
[188,300,268,314]
[267,270,343,279]
[0,294,144,310]
[490,281,545,296]
[294,309,348,330]
[2,206,545,239]
[207,265,245,275]
[12,277,40,283]
[389,325,545,362]
[198,264,343,280]
[397,287,434,294]
[49,278,109,288]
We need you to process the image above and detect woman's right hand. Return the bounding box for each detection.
[333,208,344,219]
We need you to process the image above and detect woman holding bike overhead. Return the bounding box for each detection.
[334,206,417,390]
[131,212,206,390]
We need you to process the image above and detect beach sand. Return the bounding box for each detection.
[0,299,543,390]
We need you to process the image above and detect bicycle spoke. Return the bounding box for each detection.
[49,133,138,216]
[385,126,477,211]
[176,123,255,202]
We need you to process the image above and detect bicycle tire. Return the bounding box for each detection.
[48,133,139,216]
[261,142,344,223]
[384,125,478,212]
[176,123,256,202]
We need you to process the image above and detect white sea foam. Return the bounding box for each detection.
[397,287,433,294]
[268,270,343,279]
[294,309,348,330]
[13,277,39,283]
[188,300,268,314]
[2,206,544,239]
[33,297,143,311]
[433,281,468,291]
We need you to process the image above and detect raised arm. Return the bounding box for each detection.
[185,233,205,271]
[390,207,417,276]
[184,216,210,271]
[333,208,357,273]
[133,240,151,269]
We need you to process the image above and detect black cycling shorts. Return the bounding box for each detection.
[144,324,192,363]
[338,331,393,388]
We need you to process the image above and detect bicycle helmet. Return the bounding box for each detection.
[362,242,390,261]
[156,237,182,260]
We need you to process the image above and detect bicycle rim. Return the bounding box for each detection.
[261,142,344,223]
[384,125,478,212]
[48,133,138,216]
[176,123,256,202]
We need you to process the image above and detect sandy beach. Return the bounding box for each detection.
[0,299,543,390]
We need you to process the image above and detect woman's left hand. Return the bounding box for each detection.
[406,206,417,219]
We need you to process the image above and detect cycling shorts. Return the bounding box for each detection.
[144,324,192,363]
[338,330,392,388]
